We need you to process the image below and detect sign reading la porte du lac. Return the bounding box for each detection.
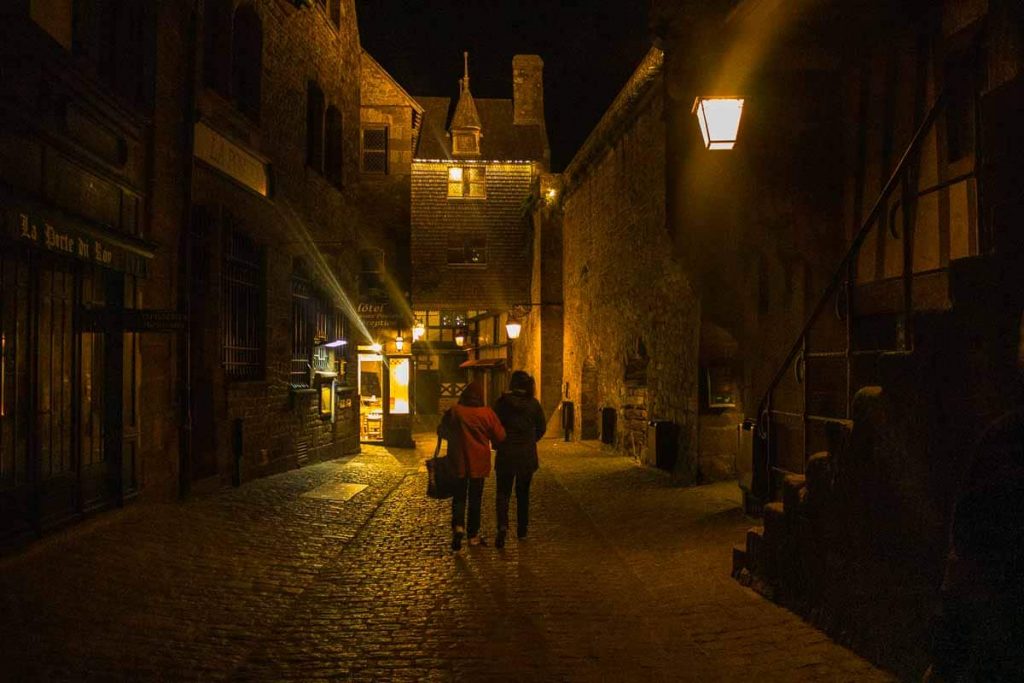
[357,302,402,330]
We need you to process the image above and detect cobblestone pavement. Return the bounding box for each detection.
[0,438,892,681]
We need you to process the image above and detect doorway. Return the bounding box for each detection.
[358,348,384,442]
[0,250,123,544]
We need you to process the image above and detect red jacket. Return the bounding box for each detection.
[447,404,506,478]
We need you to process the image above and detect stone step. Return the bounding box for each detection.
[745,526,764,561]
[763,502,786,543]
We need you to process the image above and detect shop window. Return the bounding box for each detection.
[361,127,388,174]
[447,166,486,199]
[231,4,263,122]
[446,234,487,266]
[290,268,312,388]
[222,229,264,380]
[325,105,344,187]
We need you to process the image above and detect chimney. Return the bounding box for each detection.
[512,54,544,127]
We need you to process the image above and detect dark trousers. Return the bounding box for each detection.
[496,469,533,535]
[451,477,485,537]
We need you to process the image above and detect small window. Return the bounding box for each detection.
[447,166,486,199]
[361,127,388,174]
[446,234,487,266]
[307,82,325,171]
[452,131,479,156]
[325,105,344,186]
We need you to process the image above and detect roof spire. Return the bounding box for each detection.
[462,51,470,93]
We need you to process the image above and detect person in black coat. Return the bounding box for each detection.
[492,370,546,549]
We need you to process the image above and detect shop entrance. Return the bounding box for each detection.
[358,349,384,442]
[0,250,123,545]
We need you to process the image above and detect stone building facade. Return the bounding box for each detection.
[409,55,555,411]
[648,0,1024,677]
[186,0,363,490]
[0,1,192,545]
[559,48,706,479]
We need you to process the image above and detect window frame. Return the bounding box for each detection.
[446,233,488,267]
[222,228,265,381]
[447,165,486,199]
[360,126,389,174]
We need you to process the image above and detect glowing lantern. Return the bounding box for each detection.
[693,97,744,150]
[395,335,404,352]
[505,320,522,340]
[454,327,467,347]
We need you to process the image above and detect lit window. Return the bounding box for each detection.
[447,166,486,199]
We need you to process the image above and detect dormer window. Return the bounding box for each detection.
[452,131,480,156]
[447,166,486,199]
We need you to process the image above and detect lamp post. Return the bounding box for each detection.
[693,97,745,150]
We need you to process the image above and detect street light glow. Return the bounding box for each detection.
[693,97,744,150]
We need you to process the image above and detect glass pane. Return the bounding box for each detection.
[388,357,410,414]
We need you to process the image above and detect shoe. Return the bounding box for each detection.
[468,535,488,547]
[495,528,507,549]
[451,528,464,552]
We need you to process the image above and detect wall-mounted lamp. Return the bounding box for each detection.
[412,320,425,341]
[371,342,383,354]
[505,320,522,340]
[454,327,468,347]
[320,339,347,349]
[693,97,744,150]
[395,335,405,352]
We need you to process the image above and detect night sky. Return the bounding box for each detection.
[356,0,652,171]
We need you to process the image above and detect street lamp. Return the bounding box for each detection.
[505,319,522,340]
[693,97,744,150]
[454,327,467,347]
[395,335,404,352]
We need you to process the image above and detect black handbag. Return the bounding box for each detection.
[427,433,457,500]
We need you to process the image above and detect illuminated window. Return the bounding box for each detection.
[361,127,388,174]
[446,234,487,266]
[447,166,486,199]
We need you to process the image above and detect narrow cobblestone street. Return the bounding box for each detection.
[0,439,890,681]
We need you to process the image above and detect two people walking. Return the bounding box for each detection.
[439,371,545,551]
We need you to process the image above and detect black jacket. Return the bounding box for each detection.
[493,391,546,475]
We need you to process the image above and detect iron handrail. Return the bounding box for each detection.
[756,92,946,427]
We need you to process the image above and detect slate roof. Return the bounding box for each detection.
[414,96,548,163]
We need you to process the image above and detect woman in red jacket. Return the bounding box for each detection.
[439,381,505,551]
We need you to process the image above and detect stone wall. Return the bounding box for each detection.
[560,51,702,481]
[189,0,363,489]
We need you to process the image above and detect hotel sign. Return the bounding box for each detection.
[357,302,402,330]
[194,121,269,196]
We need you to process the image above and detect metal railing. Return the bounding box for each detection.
[753,92,949,503]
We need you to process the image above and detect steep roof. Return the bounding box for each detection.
[414,96,548,163]
[360,50,424,114]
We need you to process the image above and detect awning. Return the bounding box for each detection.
[459,358,507,369]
